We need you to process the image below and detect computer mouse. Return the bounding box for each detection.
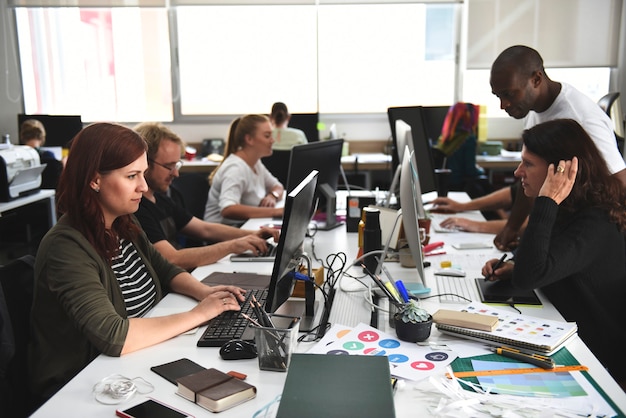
[219,339,258,360]
[434,268,466,277]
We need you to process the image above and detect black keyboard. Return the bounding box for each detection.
[197,288,269,347]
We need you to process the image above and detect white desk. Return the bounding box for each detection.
[31,193,626,417]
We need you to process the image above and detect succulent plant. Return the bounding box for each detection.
[395,299,431,323]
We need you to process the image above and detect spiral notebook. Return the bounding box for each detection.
[435,303,577,355]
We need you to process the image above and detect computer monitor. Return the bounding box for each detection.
[286,139,344,230]
[17,114,83,148]
[398,145,429,293]
[288,113,319,142]
[421,105,450,145]
[387,106,437,193]
[265,170,320,331]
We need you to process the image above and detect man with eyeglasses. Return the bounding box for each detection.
[133,122,278,270]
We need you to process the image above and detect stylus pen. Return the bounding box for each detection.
[485,254,507,281]
[493,347,555,369]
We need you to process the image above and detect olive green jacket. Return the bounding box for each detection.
[29,215,184,401]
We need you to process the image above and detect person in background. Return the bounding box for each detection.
[205,115,284,226]
[489,45,626,251]
[269,102,307,150]
[133,122,278,271]
[482,119,626,384]
[29,123,245,405]
[19,118,63,190]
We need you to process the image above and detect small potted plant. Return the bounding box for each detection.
[393,299,433,343]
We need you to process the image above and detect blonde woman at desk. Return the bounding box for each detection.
[270,102,307,150]
[481,119,626,386]
[204,115,284,226]
[29,123,245,406]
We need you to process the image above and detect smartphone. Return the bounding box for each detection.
[116,398,192,418]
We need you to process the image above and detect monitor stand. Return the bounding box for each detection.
[274,255,321,332]
[315,183,344,231]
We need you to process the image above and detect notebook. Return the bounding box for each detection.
[435,303,578,355]
[277,354,395,418]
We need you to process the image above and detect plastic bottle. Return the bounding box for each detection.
[2,134,10,145]
[362,207,382,273]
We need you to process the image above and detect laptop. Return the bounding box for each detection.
[229,241,278,262]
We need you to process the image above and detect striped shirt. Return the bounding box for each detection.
[111,239,158,318]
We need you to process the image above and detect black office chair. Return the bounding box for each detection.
[170,172,210,220]
[597,92,625,155]
[171,173,210,247]
[261,149,291,189]
[0,255,36,418]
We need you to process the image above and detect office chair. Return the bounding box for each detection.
[597,92,625,155]
[171,173,211,247]
[261,149,291,188]
[0,255,36,418]
[170,172,210,220]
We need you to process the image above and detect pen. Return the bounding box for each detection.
[493,347,556,369]
[485,253,507,281]
[394,280,411,303]
[252,294,275,328]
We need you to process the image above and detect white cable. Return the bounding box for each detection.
[92,374,154,405]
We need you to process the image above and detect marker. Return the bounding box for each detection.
[394,280,411,303]
[384,282,401,303]
[493,347,555,369]
[485,253,507,281]
[446,365,587,379]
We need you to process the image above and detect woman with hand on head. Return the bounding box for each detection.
[204,115,284,226]
[29,123,245,405]
[481,118,626,383]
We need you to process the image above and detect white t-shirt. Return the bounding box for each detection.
[524,83,625,174]
[204,154,281,226]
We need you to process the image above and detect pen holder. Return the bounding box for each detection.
[253,315,300,372]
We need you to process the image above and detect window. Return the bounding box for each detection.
[16,2,458,120]
[16,7,173,122]
[463,68,611,118]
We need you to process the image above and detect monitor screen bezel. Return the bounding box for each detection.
[264,170,319,314]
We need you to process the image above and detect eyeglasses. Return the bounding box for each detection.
[149,158,183,173]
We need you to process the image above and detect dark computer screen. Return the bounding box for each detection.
[285,139,344,195]
[17,114,83,148]
[288,113,319,142]
[421,106,450,145]
[265,170,319,314]
[387,106,437,193]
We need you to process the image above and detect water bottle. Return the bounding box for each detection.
[362,207,382,273]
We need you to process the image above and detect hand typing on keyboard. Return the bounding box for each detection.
[195,285,245,322]
[230,235,274,257]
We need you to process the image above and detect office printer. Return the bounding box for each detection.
[0,144,46,202]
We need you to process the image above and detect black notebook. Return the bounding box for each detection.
[151,358,206,385]
[475,278,541,306]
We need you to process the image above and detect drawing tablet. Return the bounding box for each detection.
[475,278,542,306]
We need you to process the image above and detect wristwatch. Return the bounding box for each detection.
[270,190,280,200]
